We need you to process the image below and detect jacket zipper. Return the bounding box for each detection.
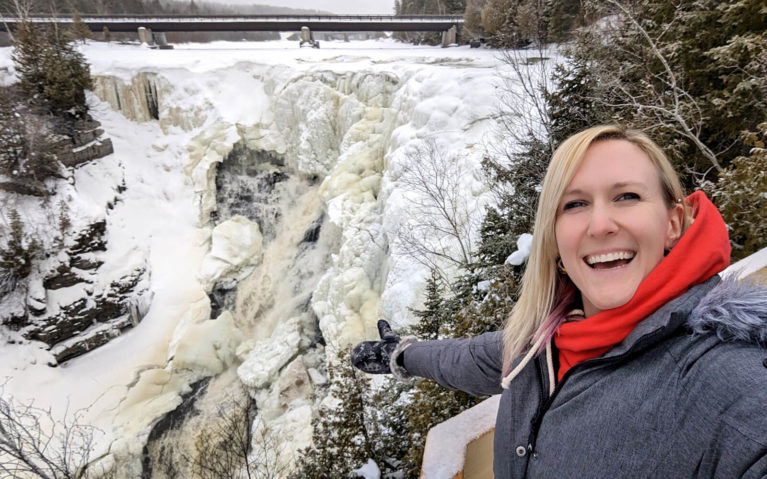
[526,359,548,457]
[525,326,674,457]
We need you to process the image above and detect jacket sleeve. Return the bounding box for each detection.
[400,331,504,397]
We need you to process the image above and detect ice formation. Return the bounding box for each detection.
[0,39,507,474]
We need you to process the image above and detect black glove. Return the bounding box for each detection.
[351,319,401,374]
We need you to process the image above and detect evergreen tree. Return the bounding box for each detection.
[365,377,413,477]
[477,135,549,270]
[705,123,767,260]
[395,0,467,44]
[71,12,93,42]
[0,87,27,177]
[546,40,613,145]
[12,20,93,118]
[0,86,60,184]
[551,0,766,257]
[544,0,582,42]
[411,269,446,340]
[292,347,372,478]
[401,270,515,476]
[0,209,40,281]
[450,272,516,337]
[560,0,766,186]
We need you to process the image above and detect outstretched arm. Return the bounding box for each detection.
[351,320,504,397]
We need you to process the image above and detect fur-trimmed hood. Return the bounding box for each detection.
[689,277,767,346]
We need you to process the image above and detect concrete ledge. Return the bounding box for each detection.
[420,395,500,479]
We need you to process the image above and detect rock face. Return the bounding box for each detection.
[0,110,143,364]
[2,218,151,365]
[0,117,113,197]
[92,73,162,125]
[141,371,256,479]
[59,118,115,168]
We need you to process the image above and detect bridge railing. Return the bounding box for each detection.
[0,14,463,33]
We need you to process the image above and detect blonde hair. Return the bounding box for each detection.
[501,125,689,377]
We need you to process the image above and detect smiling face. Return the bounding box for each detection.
[554,139,684,317]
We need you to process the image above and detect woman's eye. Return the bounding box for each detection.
[617,192,640,201]
[562,200,586,211]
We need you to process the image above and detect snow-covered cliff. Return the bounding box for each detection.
[0,39,505,475]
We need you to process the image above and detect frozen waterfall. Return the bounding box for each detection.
[0,40,506,475]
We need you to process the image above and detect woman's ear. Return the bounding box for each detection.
[665,203,684,250]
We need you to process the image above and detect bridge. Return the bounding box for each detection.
[0,15,464,33]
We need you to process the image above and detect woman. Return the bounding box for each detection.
[352,125,767,478]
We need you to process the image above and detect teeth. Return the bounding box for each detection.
[586,251,635,265]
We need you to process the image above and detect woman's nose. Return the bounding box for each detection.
[587,203,618,237]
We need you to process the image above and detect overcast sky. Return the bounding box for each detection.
[209,0,397,15]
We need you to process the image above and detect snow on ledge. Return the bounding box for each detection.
[721,245,767,281]
[421,394,501,478]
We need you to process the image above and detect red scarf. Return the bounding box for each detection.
[554,191,730,380]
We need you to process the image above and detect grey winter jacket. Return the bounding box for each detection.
[401,276,767,478]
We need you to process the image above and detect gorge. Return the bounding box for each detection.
[0,39,511,475]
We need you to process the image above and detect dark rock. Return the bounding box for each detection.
[301,214,324,244]
[215,142,289,240]
[28,302,46,316]
[109,269,145,296]
[50,116,114,168]
[72,124,104,145]
[24,267,146,351]
[0,178,49,196]
[51,315,132,363]
[69,220,107,255]
[27,297,91,344]
[61,138,114,168]
[209,285,236,319]
[43,263,87,290]
[69,256,103,271]
[1,309,27,331]
[141,378,212,479]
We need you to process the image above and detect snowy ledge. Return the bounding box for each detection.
[420,394,501,478]
[721,245,767,282]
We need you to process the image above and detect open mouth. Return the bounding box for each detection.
[585,251,635,270]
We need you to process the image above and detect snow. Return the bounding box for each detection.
[721,245,767,281]
[353,458,382,479]
[0,37,510,473]
[505,232,534,266]
[421,394,501,478]
[198,215,263,291]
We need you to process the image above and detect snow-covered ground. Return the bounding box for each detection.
[0,38,518,472]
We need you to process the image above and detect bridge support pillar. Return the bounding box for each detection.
[442,25,457,47]
[299,26,319,48]
[300,26,312,43]
[138,26,154,45]
[154,32,174,49]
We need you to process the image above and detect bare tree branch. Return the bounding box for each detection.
[394,139,481,283]
[591,0,723,172]
[0,387,104,479]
